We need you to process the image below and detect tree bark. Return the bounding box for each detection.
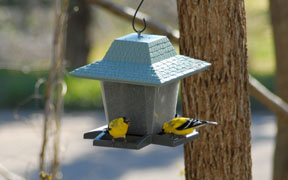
[270,0,288,179]
[176,0,252,179]
[65,0,91,68]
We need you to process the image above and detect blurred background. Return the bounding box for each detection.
[0,0,278,180]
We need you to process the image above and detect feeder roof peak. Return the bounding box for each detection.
[103,33,177,65]
[116,33,165,43]
[70,33,211,86]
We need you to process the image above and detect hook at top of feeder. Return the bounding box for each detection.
[132,0,146,38]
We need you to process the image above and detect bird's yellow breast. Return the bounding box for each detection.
[108,118,129,138]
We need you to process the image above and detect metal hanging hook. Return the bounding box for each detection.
[132,0,146,38]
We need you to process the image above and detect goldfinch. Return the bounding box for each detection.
[162,116,217,136]
[108,117,131,143]
[40,171,51,180]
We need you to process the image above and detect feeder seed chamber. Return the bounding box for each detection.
[70,33,211,150]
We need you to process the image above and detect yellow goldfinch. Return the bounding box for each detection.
[162,116,217,136]
[108,117,131,143]
[40,171,51,180]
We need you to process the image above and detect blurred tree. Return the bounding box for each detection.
[176,0,252,179]
[270,0,288,179]
[0,0,25,6]
[65,0,91,68]
[0,0,52,6]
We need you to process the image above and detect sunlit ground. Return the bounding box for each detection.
[0,110,275,180]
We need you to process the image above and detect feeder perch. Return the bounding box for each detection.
[70,33,211,149]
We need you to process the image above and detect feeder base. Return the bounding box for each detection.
[84,125,199,150]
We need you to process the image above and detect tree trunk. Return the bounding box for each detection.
[270,0,288,179]
[65,0,91,68]
[176,1,252,179]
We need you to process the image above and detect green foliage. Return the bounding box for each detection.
[0,0,52,7]
[0,70,103,109]
[246,0,275,75]
[0,70,45,108]
[64,76,103,109]
[0,0,25,6]
[245,0,276,111]
[0,69,274,111]
[250,72,275,111]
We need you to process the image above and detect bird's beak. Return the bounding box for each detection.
[128,122,131,126]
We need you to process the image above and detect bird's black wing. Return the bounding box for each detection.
[175,119,193,130]
[105,127,112,133]
[176,119,207,130]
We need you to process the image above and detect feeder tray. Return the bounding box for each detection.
[84,125,199,150]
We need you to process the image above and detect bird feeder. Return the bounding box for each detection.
[70,33,211,149]
[70,0,211,150]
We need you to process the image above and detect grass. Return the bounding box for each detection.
[0,70,103,109]
[64,76,103,109]
[0,70,43,108]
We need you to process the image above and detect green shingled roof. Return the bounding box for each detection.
[70,33,211,86]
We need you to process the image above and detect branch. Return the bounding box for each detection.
[249,75,288,117]
[14,78,46,121]
[40,0,70,179]
[86,0,179,43]
[87,0,288,118]
[0,164,25,180]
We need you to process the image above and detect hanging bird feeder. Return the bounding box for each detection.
[70,0,211,150]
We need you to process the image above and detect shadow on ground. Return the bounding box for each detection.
[0,110,275,180]
[59,145,183,180]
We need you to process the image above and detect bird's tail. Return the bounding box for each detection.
[206,121,218,125]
